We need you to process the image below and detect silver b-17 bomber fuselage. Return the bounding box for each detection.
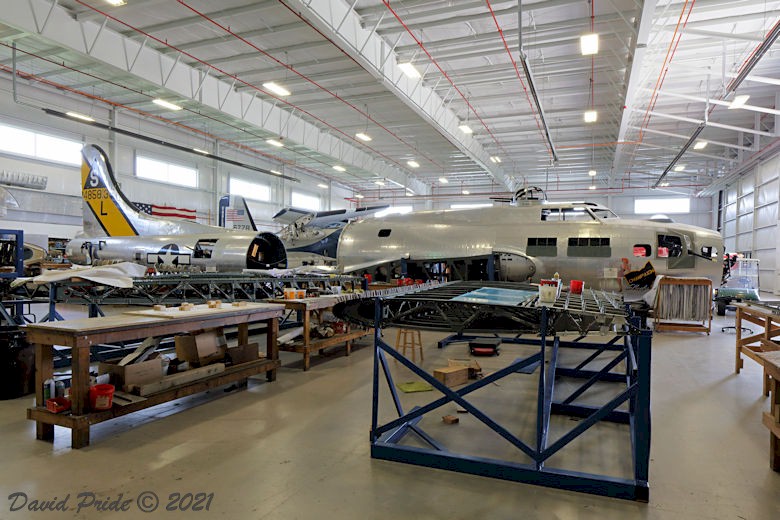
[66,144,723,292]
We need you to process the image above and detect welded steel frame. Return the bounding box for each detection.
[370,299,652,501]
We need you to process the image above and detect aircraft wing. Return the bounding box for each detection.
[273,205,390,228]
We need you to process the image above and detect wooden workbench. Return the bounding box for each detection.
[734,303,780,396]
[271,296,370,371]
[25,302,283,449]
[757,351,780,471]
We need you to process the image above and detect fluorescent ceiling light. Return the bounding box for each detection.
[333,165,346,172]
[693,140,708,150]
[374,180,385,186]
[262,82,291,97]
[439,177,449,184]
[584,110,598,123]
[105,0,126,5]
[405,192,414,197]
[674,164,685,172]
[266,139,284,148]
[192,147,209,154]
[459,124,473,134]
[152,98,182,111]
[489,156,501,163]
[270,170,282,176]
[317,183,328,189]
[407,160,420,168]
[398,62,421,79]
[729,94,750,109]
[65,111,95,122]
[588,185,596,190]
[355,132,372,142]
[588,169,597,177]
[354,193,364,199]
[580,33,599,55]
[660,182,670,187]
[462,190,470,195]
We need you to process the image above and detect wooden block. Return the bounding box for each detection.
[433,366,469,388]
[153,304,166,311]
[442,415,459,424]
[179,303,194,311]
[456,405,468,413]
[232,301,248,307]
[135,363,225,396]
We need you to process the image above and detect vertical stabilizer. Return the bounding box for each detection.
[218,195,257,231]
[81,144,139,237]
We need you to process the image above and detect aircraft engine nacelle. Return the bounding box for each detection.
[496,253,538,282]
[65,232,287,272]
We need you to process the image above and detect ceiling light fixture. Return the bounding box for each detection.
[728,94,750,109]
[355,132,372,142]
[584,110,598,123]
[439,177,449,184]
[674,164,685,172]
[65,111,95,122]
[407,160,420,168]
[266,138,284,148]
[580,33,599,55]
[270,170,282,176]
[192,147,209,155]
[588,185,596,190]
[489,156,501,163]
[374,180,385,186]
[459,124,473,134]
[152,98,182,111]
[398,62,421,79]
[262,82,291,97]
[333,165,346,172]
[105,0,126,6]
[354,193,364,199]
[317,183,328,189]
[588,169,597,177]
[462,189,470,195]
[693,140,708,150]
[660,182,670,187]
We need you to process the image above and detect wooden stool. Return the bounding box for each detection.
[395,328,424,364]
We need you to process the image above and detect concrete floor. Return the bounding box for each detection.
[0,308,778,519]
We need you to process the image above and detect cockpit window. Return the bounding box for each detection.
[591,208,619,219]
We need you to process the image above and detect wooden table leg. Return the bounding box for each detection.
[266,318,278,382]
[771,376,780,471]
[34,343,54,442]
[303,310,311,371]
[237,322,249,347]
[70,345,90,416]
[72,427,90,449]
[735,308,743,373]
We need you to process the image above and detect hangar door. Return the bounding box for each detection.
[721,154,779,294]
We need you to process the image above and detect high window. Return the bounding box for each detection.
[229,178,270,201]
[0,123,81,166]
[136,155,197,188]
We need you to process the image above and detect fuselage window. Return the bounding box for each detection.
[633,244,651,257]
[701,245,717,258]
[657,235,683,258]
[527,237,557,257]
[193,239,217,259]
[378,229,391,238]
[567,237,611,257]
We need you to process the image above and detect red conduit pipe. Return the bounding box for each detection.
[176,0,444,170]
[381,0,511,159]
[72,0,414,174]
[484,0,553,158]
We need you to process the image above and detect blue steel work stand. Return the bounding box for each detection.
[369,299,652,501]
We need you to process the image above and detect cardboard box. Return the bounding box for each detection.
[433,366,469,388]
[227,343,259,365]
[99,357,164,391]
[175,331,227,366]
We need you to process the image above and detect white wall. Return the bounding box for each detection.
[722,154,780,294]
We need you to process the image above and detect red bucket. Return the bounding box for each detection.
[89,384,115,411]
[570,280,584,294]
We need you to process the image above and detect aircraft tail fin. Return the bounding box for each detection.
[218,195,257,231]
[81,144,141,237]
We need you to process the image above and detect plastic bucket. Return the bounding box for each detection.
[570,280,584,294]
[296,289,306,299]
[283,288,296,299]
[89,384,114,410]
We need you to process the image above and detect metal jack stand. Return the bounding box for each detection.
[369,298,652,501]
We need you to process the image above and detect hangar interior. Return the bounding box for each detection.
[0,0,778,518]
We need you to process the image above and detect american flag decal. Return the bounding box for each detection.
[225,208,245,221]
[134,202,197,220]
